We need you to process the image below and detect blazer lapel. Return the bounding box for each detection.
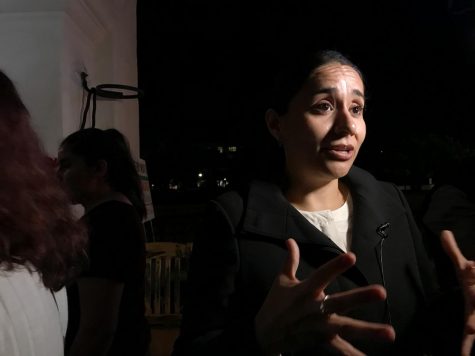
[344,167,406,286]
[242,180,367,285]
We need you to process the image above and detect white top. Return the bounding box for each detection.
[298,194,353,252]
[0,265,67,356]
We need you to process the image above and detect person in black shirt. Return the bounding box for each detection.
[58,128,150,356]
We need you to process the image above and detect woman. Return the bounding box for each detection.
[0,70,87,355]
[58,128,150,356]
[173,50,475,355]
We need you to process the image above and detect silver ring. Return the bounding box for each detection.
[319,294,331,315]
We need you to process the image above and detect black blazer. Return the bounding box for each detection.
[173,166,443,355]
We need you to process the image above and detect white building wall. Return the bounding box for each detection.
[0,0,140,158]
[0,10,63,155]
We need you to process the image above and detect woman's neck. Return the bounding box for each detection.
[82,190,131,213]
[285,177,348,212]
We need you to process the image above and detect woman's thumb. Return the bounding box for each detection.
[282,238,300,280]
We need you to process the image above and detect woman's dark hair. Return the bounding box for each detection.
[0,70,87,291]
[60,128,146,219]
[269,49,365,115]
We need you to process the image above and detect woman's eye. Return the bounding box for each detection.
[351,105,364,115]
[311,102,333,113]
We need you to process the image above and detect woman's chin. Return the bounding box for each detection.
[325,161,354,179]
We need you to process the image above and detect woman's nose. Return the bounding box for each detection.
[334,109,357,135]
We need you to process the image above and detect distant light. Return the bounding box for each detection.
[217,178,229,188]
[198,172,203,178]
[217,146,224,154]
[168,179,179,191]
[228,146,237,152]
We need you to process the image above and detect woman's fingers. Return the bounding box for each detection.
[292,287,394,343]
[316,285,387,315]
[328,334,366,356]
[258,239,396,354]
[306,252,357,295]
[287,285,386,325]
[291,314,395,352]
[440,230,466,269]
[332,314,396,342]
[282,238,300,281]
[283,239,356,289]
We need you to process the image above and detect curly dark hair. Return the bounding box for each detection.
[0,70,87,291]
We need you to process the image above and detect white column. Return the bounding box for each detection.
[0,0,140,158]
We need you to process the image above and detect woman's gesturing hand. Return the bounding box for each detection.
[254,238,396,355]
[440,230,475,356]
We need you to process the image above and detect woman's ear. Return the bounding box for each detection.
[265,109,283,144]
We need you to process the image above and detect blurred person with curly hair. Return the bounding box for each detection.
[0,70,87,356]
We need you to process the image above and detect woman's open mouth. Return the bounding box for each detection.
[322,144,355,161]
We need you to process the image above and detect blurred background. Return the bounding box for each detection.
[137,0,475,242]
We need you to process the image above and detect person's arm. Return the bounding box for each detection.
[68,278,124,356]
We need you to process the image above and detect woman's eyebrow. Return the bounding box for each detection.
[353,89,365,98]
[313,87,365,99]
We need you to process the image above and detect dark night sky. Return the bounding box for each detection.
[137,0,475,189]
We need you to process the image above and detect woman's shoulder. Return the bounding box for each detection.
[209,180,287,233]
[346,166,409,210]
[347,166,381,182]
[0,264,38,283]
[213,180,280,210]
[87,200,137,219]
[348,166,399,190]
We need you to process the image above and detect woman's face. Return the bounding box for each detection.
[270,63,366,183]
[57,147,97,205]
